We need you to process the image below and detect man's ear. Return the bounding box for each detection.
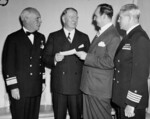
[103,14,107,19]
[62,15,65,24]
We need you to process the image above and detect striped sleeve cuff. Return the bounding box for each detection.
[127,90,142,103]
[6,76,18,86]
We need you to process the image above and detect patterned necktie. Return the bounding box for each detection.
[67,32,71,43]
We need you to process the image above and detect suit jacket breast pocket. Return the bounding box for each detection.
[95,46,106,56]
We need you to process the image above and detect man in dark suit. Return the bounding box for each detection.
[112,4,150,119]
[42,8,90,119]
[76,4,120,119]
[2,7,45,119]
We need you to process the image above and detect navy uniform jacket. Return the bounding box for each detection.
[43,29,90,95]
[112,25,150,109]
[2,29,45,97]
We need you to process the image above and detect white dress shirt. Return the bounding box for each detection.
[96,22,113,37]
[63,28,75,43]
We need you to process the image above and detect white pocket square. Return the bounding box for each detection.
[98,41,106,47]
[78,44,84,48]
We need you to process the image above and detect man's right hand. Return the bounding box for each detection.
[55,53,64,62]
[11,88,20,100]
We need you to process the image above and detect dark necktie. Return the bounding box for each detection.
[67,33,71,43]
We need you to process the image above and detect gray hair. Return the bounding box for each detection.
[120,4,140,20]
[20,7,40,22]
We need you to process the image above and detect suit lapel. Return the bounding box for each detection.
[89,25,114,52]
[70,29,80,48]
[60,29,72,51]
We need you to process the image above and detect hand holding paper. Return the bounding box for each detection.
[76,51,87,60]
[55,53,64,62]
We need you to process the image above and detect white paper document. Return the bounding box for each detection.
[59,49,77,56]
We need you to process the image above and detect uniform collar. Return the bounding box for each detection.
[126,24,140,35]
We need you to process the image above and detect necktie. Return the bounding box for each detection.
[67,33,71,43]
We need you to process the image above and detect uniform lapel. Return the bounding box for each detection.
[70,29,80,48]
[115,35,128,56]
[31,32,43,56]
[115,26,142,57]
[20,29,33,49]
[31,32,37,54]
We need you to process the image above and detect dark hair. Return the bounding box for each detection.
[60,7,78,26]
[97,3,113,19]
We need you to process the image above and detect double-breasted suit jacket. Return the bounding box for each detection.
[43,29,90,95]
[112,25,150,109]
[2,29,45,97]
[80,25,120,98]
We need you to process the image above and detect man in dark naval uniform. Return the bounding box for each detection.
[43,8,90,119]
[112,4,150,119]
[2,7,45,119]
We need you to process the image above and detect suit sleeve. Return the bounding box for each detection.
[85,36,120,69]
[81,35,90,52]
[42,33,55,68]
[126,35,150,107]
[3,36,18,90]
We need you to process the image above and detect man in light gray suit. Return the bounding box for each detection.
[76,3,120,119]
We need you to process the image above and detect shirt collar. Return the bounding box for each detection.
[63,28,75,36]
[126,24,140,35]
[97,22,113,37]
[23,27,30,33]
